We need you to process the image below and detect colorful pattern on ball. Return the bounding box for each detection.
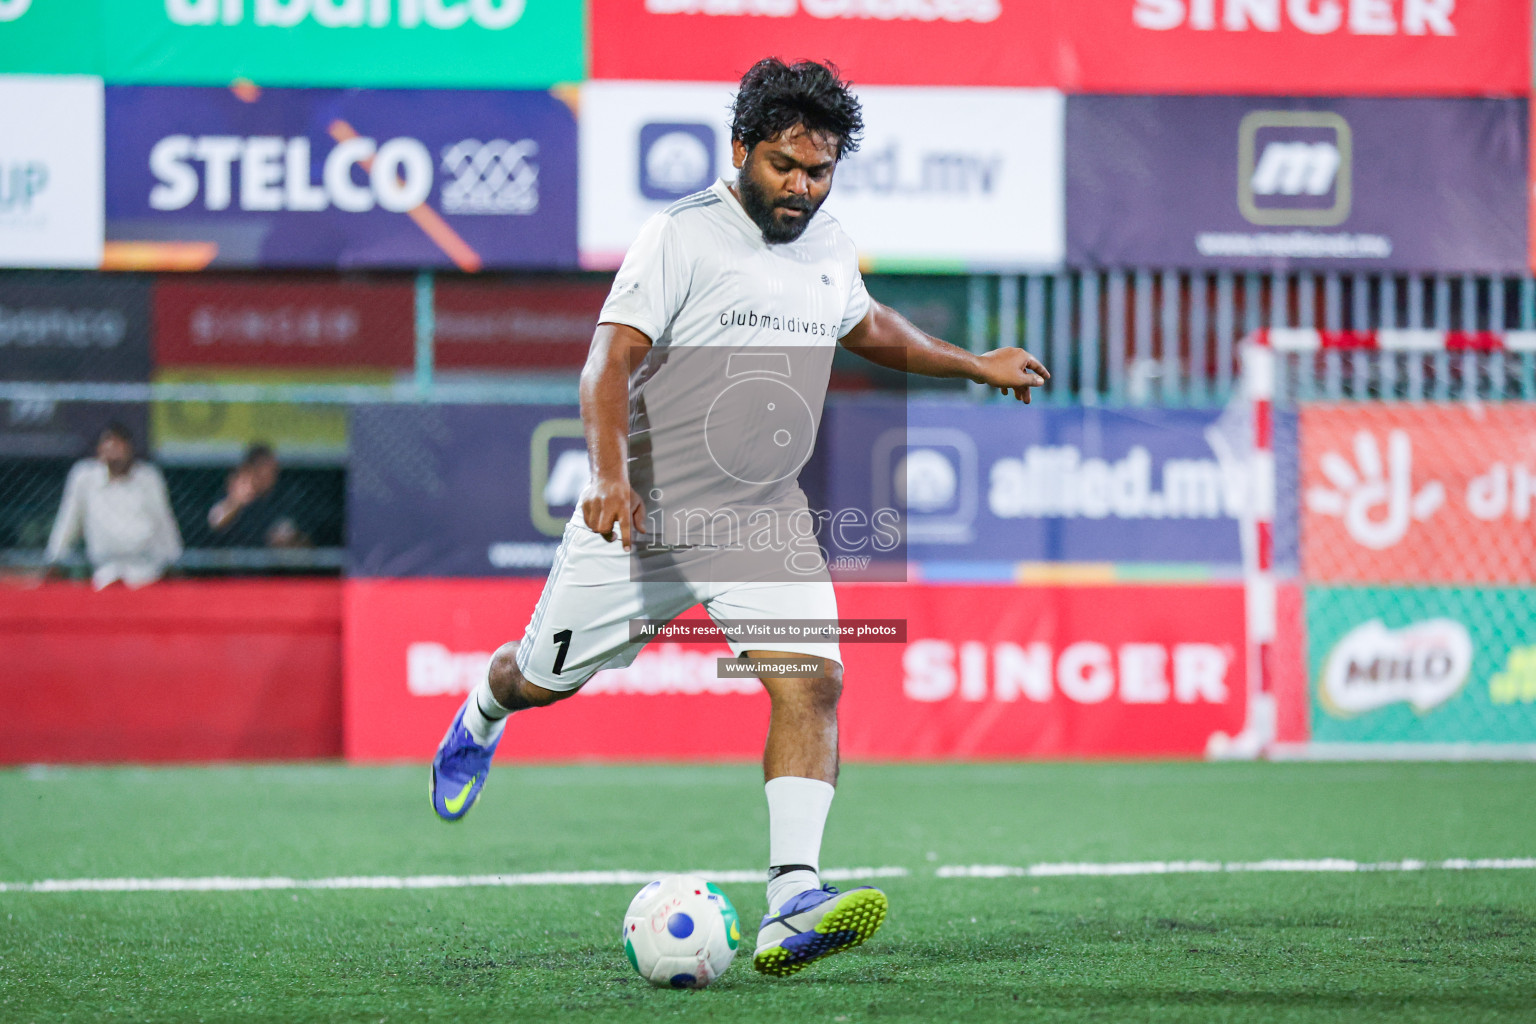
[621,874,740,989]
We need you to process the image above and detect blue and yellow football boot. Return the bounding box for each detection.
[429,699,500,821]
[753,885,888,977]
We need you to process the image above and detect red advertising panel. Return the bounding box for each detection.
[154,276,415,368]
[590,2,1529,95]
[1,581,342,763]
[1061,0,1529,96]
[434,277,607,371]
[588,0,1056,88]
[343,579,1246,762]
[1301,404,1536,583]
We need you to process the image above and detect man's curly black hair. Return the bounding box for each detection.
[730,58,864,160]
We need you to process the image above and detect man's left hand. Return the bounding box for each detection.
[972,348,1050,403]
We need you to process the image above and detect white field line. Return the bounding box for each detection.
[938,858,1536,879]
[0,866,908,895]
[2,859,1533,894]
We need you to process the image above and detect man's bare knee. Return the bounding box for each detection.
[487,644,574,710]
[762,658,843,715]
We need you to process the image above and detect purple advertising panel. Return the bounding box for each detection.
[107,87,577,271]
[349,400,904,579]
[350,405,583,577]
[824,400,1299,573]
[1066,96,1527,273]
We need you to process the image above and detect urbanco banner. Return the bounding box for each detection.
[0,76,103,269]
[1067,96,1527,273]
[0,1,97,75]
[106,86,578,270]
[1307,586,1536,746]
[343,579,1246,761]
[580,81,1064,270]
[825,399,1291,568]
[1300,404,1536,584]
[97,0,582,88]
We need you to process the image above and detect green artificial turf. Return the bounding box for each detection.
[2,762,1534,1023]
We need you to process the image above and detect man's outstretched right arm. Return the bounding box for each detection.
[578,322,653,550]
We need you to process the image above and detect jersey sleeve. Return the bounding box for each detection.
[598,212,689,343]
[837,247,871,339]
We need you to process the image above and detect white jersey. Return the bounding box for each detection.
[596,178,872,540]
[599,177,870,351]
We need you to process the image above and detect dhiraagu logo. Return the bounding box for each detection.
[0,0,32,23]
[162,0,527,30]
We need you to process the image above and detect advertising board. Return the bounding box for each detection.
[343,579,1247,761]
[0,76,103,269]
[828,400,1273,568]
[1066,96,1527,273]
[0,273,149,457]
[579,81,1063,271]
[1300,404,1536,584]
[96,0,582,88]
[0,1,96,75]
[1060,0,1530,96]
[348,404,585,575]
[433,276,607,371]
[153,275,415,368]
[107,86,578,270]
[1308,586,1536,746]
[589,0,1054,89]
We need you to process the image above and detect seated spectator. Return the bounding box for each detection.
[208,444,309,548]
[45,422,183,589]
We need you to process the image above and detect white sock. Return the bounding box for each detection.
[463,677,512,747]
[765,776,836,914]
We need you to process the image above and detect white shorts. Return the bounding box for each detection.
[513,521,844,691]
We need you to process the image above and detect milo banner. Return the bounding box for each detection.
[1308,587,1536,747]
[106,85,578,270]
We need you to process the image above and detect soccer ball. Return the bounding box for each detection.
[621,874,741,988]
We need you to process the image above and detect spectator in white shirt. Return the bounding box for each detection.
[46,423,183,589]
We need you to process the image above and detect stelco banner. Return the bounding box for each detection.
[588,1,1528,96]
[0,76,103,269]
[343,579,1247,761]
[1300,404,1536,584]
[828,400,1272,567]
[579,81,1064,270]
[106,86,578,270]
[0,0,582,87]
[1067,96,1527,273]
[1308,586,1536,746]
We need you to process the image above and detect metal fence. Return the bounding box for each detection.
[971,270,1536,405]
[5,267,1536,579]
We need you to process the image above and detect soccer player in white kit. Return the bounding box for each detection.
[431,58,1049,977]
